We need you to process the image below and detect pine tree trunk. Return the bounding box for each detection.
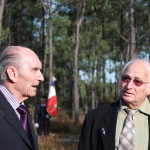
[148,0,150,60]
[48,0,53,83]
[0,0,5,46]
[40,8,46,96]
[129,0,137,59]
[73,0,86,124]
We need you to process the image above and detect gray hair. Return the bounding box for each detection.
[121,58,150,88]
[0,46,21,81]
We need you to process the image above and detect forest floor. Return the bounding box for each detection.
[37,110,84,150]
[38,132,79,150]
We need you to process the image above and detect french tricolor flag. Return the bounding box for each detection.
[46,77,57,117]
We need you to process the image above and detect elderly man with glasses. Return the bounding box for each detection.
[78,59,150,150]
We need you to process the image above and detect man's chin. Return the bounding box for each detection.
[122,96,134,103]
[29,92,37,97]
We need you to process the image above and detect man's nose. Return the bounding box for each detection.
[126,80,134,88]
[38,71,44,81]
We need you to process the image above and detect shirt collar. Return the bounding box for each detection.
[119,98,150,115]
[138,98,150,115]
[0,84,20,110]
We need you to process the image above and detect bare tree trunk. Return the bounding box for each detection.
[91,90,95,109]
[100,65,103,103]
[84,85,88,114]
[0,0,5,46]
[120,10,124,64]
[129,0,137,60]
[40,8,46,96]
[148,0,150,60]
[48,0,53,83]
[91,61,96,109]
[102,61,106,102]
[73,0,86,124]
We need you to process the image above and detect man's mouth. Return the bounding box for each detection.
[123,91,133,96]
[32,85,38,89]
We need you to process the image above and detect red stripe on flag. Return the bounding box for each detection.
[46,81,58,117]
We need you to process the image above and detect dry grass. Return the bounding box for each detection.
[28,106,83,150]
[38,135,78,150]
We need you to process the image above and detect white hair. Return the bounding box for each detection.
[122,58,150,89]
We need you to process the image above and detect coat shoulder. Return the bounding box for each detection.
[86,101,119,120]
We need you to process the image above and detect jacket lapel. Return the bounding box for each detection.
[27,111,39,150]
[99,102,119,150]
[148,115,150,150]
[0,92,33,149]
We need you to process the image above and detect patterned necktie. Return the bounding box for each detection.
[17,105,29,135]
[118,109,138,150]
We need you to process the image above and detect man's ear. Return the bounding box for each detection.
[146,87,150,96]
[6,66,18,82]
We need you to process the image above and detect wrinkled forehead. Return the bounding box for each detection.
[23,56,42,68]
[19,50,42,69]
[124,61,149,79]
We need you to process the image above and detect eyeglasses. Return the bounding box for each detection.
[121,75,150,87]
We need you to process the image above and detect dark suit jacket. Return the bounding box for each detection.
[0,91,39,150]
[77,101,150,150]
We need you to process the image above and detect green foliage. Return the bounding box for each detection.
[79,81,86,99]
[1,0,150,118]
[0,27,9,44]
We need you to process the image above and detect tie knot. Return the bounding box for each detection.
[126,108,138,116]
[17,105,27,115]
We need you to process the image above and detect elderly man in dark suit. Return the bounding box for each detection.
[78,59,150,150]
[0,46,44,150]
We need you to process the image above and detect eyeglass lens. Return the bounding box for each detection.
[122,76,144,87]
